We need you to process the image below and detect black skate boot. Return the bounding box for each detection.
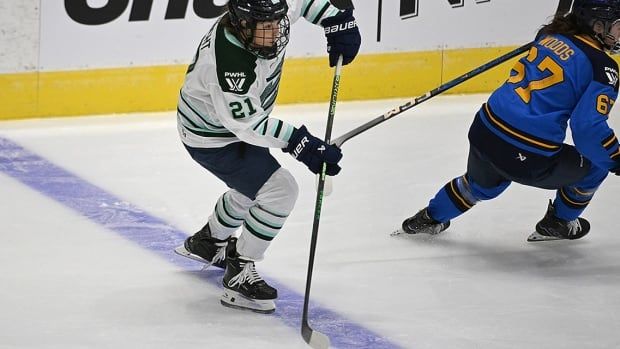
[527,200,591,242]
[220,238,277,314]
[394,207,450,236]
[174,223,227,269]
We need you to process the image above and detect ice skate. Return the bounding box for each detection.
[174,223,227,269]
[527,200,590,242]
[392,207,450,236]
[220,238,277,314]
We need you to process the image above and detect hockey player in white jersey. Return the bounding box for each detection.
[174,0,361,313]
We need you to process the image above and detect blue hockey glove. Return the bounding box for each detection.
[283,125,343,175]
[321,9,361,67]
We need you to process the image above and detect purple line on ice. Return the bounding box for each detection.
[0,136,403,349]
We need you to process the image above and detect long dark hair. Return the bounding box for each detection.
[538,13,590,36]
[220,12,235,32]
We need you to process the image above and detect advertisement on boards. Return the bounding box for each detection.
[39,0,558,71]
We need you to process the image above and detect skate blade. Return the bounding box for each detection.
[173,245,222,269]
[527,231,563,242]
[390,228,439,237]
[220,290,275,314]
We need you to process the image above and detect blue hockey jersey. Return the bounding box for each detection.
[474,34,620,172]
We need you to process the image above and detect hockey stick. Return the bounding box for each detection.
[301,55,343,349]
[330,41,532,147]
[331,0,573,148]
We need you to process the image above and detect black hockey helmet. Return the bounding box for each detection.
[572,0,620,52]
[227,0,290,59]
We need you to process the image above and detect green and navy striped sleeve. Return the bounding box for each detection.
[299,0,340,25]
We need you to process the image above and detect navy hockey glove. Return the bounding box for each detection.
[612,162,620,175]
[321,9,361,67]
[283,125,343,175]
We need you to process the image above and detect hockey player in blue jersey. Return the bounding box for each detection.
[398,0,620,242]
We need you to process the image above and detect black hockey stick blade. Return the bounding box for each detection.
[301,326,331,349]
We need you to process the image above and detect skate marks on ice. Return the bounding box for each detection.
[0,136,403,349]
[0,137,188,261]
[387,226,620,280]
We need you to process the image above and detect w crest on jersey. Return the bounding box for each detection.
[225,72,247,92]
[605,66,618,87]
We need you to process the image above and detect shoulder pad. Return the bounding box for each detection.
[214,24,257,95]
[569,35,619,92]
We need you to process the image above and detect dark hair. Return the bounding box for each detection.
[220,12,235,32]
[538,13,589,36]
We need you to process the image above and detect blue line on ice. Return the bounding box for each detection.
[0,136,402,349]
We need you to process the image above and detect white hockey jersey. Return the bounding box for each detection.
[177,0,340,149]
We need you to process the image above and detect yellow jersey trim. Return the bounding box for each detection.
[483,104,561,150]
[574,35,603,51]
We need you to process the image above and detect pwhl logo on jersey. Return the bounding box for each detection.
[225,72,247,92]
[605,67,618,87]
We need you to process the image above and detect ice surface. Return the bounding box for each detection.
[1,95,619,349]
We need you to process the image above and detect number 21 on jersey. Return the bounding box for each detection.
[229,98,257,119]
